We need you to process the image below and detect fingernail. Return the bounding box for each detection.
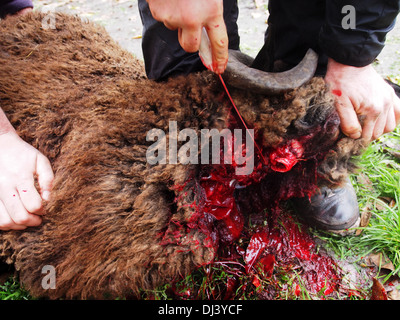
[42,191,50,201]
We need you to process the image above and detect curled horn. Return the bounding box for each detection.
[222,49,319,95]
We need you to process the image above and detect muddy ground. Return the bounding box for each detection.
[34,0,400,77]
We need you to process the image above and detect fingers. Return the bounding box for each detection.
[204,20,229,74]
[178,22,228,74]
[0,131,54,231]
[17,182,44,216]
[335,96,362,139]
[362,112,380,141]
[325,60,400,142]
[0,179,44,230]
[147,0,228,74]
[393,91,400,126]
[383,107,396,135]
[36,153,54,201]
[177,19,229,75]
[0,200,26,231]
[0,191,42,229]
[334,82,400,142]
[370,88,400,140]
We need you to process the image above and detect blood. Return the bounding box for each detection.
[244,231,269,273]
[371,278,388,300]
[223,276,238,299]
[257,254,275,278]
[199,135,267,244]
[269,139,304,173]
[332,89,342,97]
[165,86,344,299]
[192,115,341,297]
[264,212,340,295]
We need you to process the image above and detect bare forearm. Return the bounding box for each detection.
[0,107,15,135]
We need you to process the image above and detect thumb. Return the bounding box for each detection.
[36,153,54,201]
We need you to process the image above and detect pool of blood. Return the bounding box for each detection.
[191,113,342,297]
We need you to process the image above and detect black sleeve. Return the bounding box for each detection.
[0,0,33,19]
[319,0,400,67]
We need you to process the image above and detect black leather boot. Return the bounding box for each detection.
[292,178,360,234]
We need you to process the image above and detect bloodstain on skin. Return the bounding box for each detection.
[22,190,27,193]
[214,24,220,28]
[332,89,342,97]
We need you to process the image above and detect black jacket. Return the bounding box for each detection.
[266,0,400,71]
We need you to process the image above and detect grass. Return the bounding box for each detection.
[0,277,34,300]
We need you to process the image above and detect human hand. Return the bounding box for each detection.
[325,58,400,141]
[0,131,54,230]
[146,0,228,74]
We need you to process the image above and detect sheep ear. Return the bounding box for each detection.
[222,49,318,95]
